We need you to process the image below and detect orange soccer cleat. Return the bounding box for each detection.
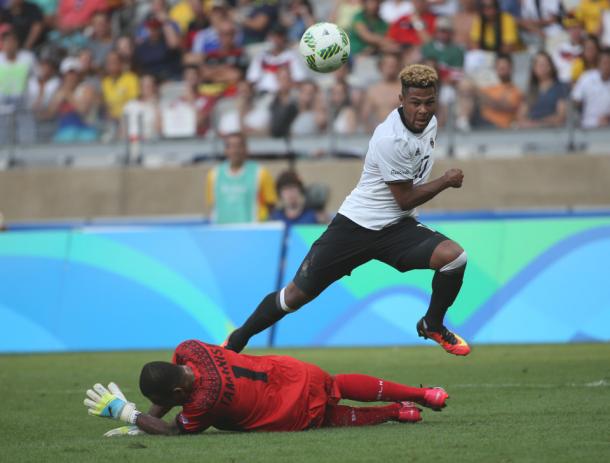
[416,318,471,356]
[397,402,422,423]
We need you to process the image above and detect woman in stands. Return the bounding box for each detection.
[517,51,568,129]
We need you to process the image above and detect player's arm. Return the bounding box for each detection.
[147,403,173,419]
[133,413,181,436]
[387,169,463,211]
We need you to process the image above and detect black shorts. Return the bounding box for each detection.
[293,213,449,297]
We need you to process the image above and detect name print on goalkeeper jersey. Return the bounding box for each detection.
[173,340,324,433]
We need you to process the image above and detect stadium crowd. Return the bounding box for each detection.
[0,0,609,145]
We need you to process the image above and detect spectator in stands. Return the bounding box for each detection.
[453,0,477,48]
[291,79,326,136]
[122,74,162,141]
[421,17,464,84]
[329,79,358,135]
[0,29,35,107]
[190,1,236,56]
[281,0,315,44]
[102,50,139,137]
[217,79,271,135]
[552,15,584,84]
[571,48,610,129]
[198,20,248,99]
[115,35,135,72]
[270,170,320,227]
[269,66,298,138]
[1,0,45,50]
[330,0,361,31]
[78,48,102,91]
[52,0,106,52]
[206,132,277,224]
[26,54,59,115]
[380,0,414,25]
[240,0,279,45]
[469,0,520,53]
[246,24,307,94]
[574,0,610,36]
[458,53,523,129]
[46,56,99,142]
[134,16,182,80]
[183,0,210,51]
[136,0,181,44]
[179,64,215,135]
[29,0,57,25]
[361,52,401,130]
[387,0,436,50]
[517,51,567,128]
[349,0,399,56]
[88,11,114,70]
[168,0,201,34]
[518,0,564,45]
[572,34,600,83]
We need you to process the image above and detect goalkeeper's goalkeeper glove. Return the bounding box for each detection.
[103,426,146,437]
[84,382,141,424]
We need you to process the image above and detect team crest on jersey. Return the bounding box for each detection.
[415,148,421,157]
[430,138,435,148]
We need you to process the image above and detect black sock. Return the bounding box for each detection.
[225,292,287,353]
[424,267,465,330]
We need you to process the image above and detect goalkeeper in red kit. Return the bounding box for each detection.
[84,340,449,435]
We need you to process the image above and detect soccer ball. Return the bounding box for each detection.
[299,22,350,73]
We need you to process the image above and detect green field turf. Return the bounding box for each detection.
[1,343,609,463]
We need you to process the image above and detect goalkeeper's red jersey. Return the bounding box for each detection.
[172,340,340,433]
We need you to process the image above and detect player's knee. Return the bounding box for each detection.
[439,250,467,275]
[281,283,312,312]
[431,241,465,271]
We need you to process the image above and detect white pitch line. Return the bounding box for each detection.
[452,380,610,389]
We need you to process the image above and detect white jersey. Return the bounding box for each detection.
[338,109,437,230]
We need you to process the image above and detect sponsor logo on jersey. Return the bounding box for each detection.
[391,169,409,176]
[415,148,421,157]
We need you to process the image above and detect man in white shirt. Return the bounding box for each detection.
[571,48,610,129]
[226,64,471,357]
[246,24,307,94]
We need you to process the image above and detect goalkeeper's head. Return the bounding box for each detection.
[139,361,194,407]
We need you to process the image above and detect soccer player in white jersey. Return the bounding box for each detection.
[225,64,470,356]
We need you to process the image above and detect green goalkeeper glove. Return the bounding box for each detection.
[84,382,140,424]
[103,426,146,437]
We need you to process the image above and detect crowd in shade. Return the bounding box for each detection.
[0,0,609,145]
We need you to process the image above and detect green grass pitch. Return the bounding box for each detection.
[1,343,609,463]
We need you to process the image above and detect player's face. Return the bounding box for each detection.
[224,135,247,166]
[399,87,437,132]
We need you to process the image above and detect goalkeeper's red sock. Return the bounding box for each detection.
[322,404,401,427]
[334,374,426,402]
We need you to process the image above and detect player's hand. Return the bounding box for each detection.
[443,169,464,188]
[84,383,140,424]
[103,426,146,437]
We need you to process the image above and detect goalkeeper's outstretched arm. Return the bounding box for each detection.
[133,413,181,436]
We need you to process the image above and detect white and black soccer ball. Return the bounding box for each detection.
[299,22,350,73]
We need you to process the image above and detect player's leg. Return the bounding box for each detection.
[375,219,470,355]
[224,214,374,353]
[322,403,421,427]
[334,374,448,410]
[223,284,313,353]
[416,239,470,355]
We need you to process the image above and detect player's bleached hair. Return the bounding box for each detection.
[399,64,438,94]
[139,361,182,401]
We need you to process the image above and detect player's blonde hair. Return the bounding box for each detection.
[399,64,438,93]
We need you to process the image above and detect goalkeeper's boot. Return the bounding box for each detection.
[416,318,471,356]
[397,402,422,423]
[418,387,449,411]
